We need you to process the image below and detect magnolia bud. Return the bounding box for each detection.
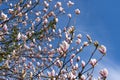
[3,24,8,32]
[75,9,80,15]
[81,60,85,67]
[90,59,97,67]
[67,13,72,18]
[99,68,108,78]
[77,34,82,39]
[67,1,74,7]
[80,75,86,80]
[98,45,106,55]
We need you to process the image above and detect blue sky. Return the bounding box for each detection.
[73,0,120,79]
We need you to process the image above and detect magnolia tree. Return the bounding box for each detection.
[0,0,108,80]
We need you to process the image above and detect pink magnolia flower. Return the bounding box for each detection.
[35,17,40,22]
[76,39,81,44]
[47,71,51,77]
[17,32,21,40]
[36,62,40,67]
[83,41,89,46]
[77,34,82,39]
[55,17,58,23]
[80,75,86,80]
[77,56,80,62]
[81,60,85,67]
[9,9,14,14]
[51,69,55,76]
[75,9,80,15]
[43,18,48,24]
[98,45,106,54]
[68,72,76,79]
[59,7,64,12]
[56,1,62,7]
[35,11,41,16]
[70,59,73,64]
[70,54,75,59]
[90,59,97,67]
[67,13,72,18]
[44,1,49,7]
[99,68,108,78]
[21,34,27,41]
[60,40,70,52]
[56,60,62,68]
[67,1,74,7]
[3,24,8,32]
[75,63,78,70]
[1,12,7,20]
[30,72,33,78]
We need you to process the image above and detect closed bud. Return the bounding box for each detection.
[75,9,80,15]
[98,45,106,55]
[81,60,85,67]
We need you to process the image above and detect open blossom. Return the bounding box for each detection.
[98,45,106,54]
[67,1,74,7]
[56,60,62,68]
[68,72,76,79]
[59,40,70,52]
[100,68,108,78]
[90,59,97,67]
[1,12,7,20]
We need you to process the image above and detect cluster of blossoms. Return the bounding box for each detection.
[0,0,108,80]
